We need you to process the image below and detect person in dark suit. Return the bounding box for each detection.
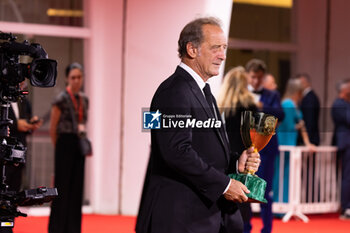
[136,17,261,233]
[0,81,42,233]
[295,73,320,203]
[243,59,285,233]
[332,79,350,220]
[6,80,42,192]
[6,96,42,192]
[296,73,320,146]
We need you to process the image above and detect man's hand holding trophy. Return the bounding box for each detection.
[229,111,278,203]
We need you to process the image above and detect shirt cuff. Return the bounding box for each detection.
[223,179,232,194]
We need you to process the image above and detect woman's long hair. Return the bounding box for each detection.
[217,66,255,115]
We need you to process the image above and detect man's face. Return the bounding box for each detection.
[247,70,265,90]
[193,24,227,81]
[339,83,350,102]
[299,76,309,90]
[263,74,277,90]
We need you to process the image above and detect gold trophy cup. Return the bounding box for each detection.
[229,111,278,203]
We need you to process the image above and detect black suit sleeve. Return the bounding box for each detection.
[332,101,350,127]
[331,99,350,150]
[153,88,230,203]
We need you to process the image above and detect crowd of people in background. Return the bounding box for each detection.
[219,58,350,232]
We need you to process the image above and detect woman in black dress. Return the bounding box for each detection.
[49,63,88,233]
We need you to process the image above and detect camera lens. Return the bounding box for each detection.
[30,59,57,87]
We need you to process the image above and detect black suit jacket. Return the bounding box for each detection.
[5,98,32,193]
[8,98,33,146]
[136,66,241,233]
[298,90,320,145]
[332,98,350,151]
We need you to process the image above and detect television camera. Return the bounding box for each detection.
[0,31,58,228]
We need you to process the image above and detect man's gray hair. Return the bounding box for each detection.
[178,17,222,58]
[336,78,350,93]
[296,73,311,83]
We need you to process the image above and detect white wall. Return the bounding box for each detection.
[84,0,124,214]
[121,0,233,215]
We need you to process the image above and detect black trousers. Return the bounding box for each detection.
[340,149,350,211]
[49,134,85,233]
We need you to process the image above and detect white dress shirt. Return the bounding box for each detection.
[11,102,19,119]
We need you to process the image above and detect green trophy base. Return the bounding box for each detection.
[229,173,267,203]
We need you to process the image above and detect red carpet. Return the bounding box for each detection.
[12,214,350,233]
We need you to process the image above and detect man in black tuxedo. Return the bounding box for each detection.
[0,83,42,233]
[295,73,320,204]
[6,81,42,193]
[296,73,320,146]
[136,17,261,233]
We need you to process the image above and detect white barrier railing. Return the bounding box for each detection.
[252,146,340,222]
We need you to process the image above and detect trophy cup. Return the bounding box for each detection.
[229,111,278,203]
